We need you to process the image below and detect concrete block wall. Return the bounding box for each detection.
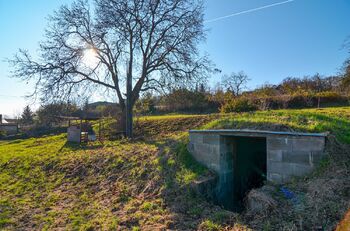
[266,136,326,183]
[189,130,327,209]
[188,133,222,173]
[188,133,234,208]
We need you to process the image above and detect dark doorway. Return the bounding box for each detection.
[232,136,267,211]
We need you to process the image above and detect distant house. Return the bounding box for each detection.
[0,114,19,135]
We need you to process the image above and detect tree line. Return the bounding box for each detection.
[8,0,350,137]
[18,61,350,127]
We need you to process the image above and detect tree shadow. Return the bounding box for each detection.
[142,135,236,230]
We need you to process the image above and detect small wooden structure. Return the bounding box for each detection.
[57,116,103,143]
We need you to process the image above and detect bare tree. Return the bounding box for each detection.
[9,0,209,137]
[222,71,250,96]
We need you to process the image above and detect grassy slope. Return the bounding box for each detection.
[0,108,349,230]
[204,107,350,230]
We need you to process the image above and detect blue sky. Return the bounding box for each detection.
[0,0,349,116]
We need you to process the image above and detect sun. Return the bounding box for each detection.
[82,48,98,67]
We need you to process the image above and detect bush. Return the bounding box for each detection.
[246,92,349,110]
[315,91,347,104]
[287,94,314,108]
[220,97,257,113]
[159,88,216,113]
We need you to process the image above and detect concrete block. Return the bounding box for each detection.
[268,161,291,175]
[282,174,292,182]
[211,145,220,155]
[291,163,313,176]
[191,144,209,161]
[268,150,282,162]
[267,173,283,184]
[282,151,310,164]
[268,161,312,177]
[187,143,194,153]
[267,137,292,151]
[193,143,220,172]
[194,143,211,155]
[291,137,325,152]
[189,133,203,144]
[203,134,220,145]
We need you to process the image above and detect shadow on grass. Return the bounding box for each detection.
[141,136,231,230]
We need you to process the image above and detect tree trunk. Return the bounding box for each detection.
[117,97,133,139]
[118,110,126,134]
[125,97,133,138]
[125,63,133,138]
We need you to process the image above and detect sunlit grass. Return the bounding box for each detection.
[202,107,350,143]
[1,106,350,229]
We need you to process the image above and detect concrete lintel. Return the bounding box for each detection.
[189,129,328,138]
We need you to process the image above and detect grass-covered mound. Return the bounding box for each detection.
[0,108,349,230]
[203,107,350,143]
[203,107,350,230]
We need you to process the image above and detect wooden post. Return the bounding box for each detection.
[79,119,82,143]
[99,120,101,142]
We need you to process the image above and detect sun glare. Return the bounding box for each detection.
[82,48,98,67]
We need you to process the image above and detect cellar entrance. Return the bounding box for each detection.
[231,136,266,211]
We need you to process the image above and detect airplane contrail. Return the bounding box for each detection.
[205,0,295,23]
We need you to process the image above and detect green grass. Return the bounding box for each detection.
[175,141,209,184]
[199,219,222,231]
[203,107,350,143]
[1,106,350,230]
[0,135,165,229]
[0,128,213,229]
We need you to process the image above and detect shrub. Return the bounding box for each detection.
[287,94,313,108]
[315,91,347,104]
[221,97,257,113]
[247,92,349,110]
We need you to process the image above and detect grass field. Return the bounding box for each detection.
[0,107,350,230]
